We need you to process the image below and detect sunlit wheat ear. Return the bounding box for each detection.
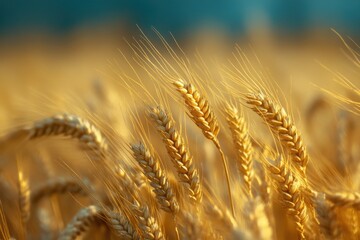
[173,80,234,215]
[131,200,165,240]
[325,191,360,210]
[246,92,309,175]
[59,205,138,240]
[18,170,30,225]
[315,193,341,239]
[31,178,88,205]
[148,106,202,203]
[225,104,253,196]
[267,156,307,239]
[25,114,108,158]
[131,142,179,214]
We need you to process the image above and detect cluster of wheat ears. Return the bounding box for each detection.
[0,32,359,240]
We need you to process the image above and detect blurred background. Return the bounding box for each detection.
[0,1,359,119]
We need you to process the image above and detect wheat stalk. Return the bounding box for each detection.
[31,178,88,205]
[173,79,234,215]
[148,106,202,203]
[131,142,179,214]
[225,104,253,196]
[25,114,108,158]
[246,92,309,175]
[267,157,307,239]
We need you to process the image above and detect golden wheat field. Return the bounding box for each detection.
[0,28,359,240]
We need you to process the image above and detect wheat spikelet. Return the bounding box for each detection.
[131,142,179,214]
[326,192,360,210]
[131,200,165,240]
[246,92,309,174]
[31,178,87,205]
[148,106,202,203]
[18,170,30,224]
[225,104,253,196]
[26,114,108,158]
[173,80,234,215]
[267,157,307,239]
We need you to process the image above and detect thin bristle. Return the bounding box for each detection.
[225,104,253,196]
[148,106,202,203]
[131,142,179,214]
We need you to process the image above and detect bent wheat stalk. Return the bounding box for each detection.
[131,142,179,214]
[148,106,202,203]
[31,178,88,205]
[59,205,138,240]
[225,104,253,196]
[173,79,234,215]
[25,114,108,159]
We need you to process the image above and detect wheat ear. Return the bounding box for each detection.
[148,106,202,203]
[18,171,30,225]
[131,200,165,240]
[173,79,234,215]
[326,192,360,210]
[246,92,309,175]
[26,114,108,158]
[131,142,179,214]
[31,178,87,205]
[59,205,138,240]
[267,157,307,239]
[225,104,253,196]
